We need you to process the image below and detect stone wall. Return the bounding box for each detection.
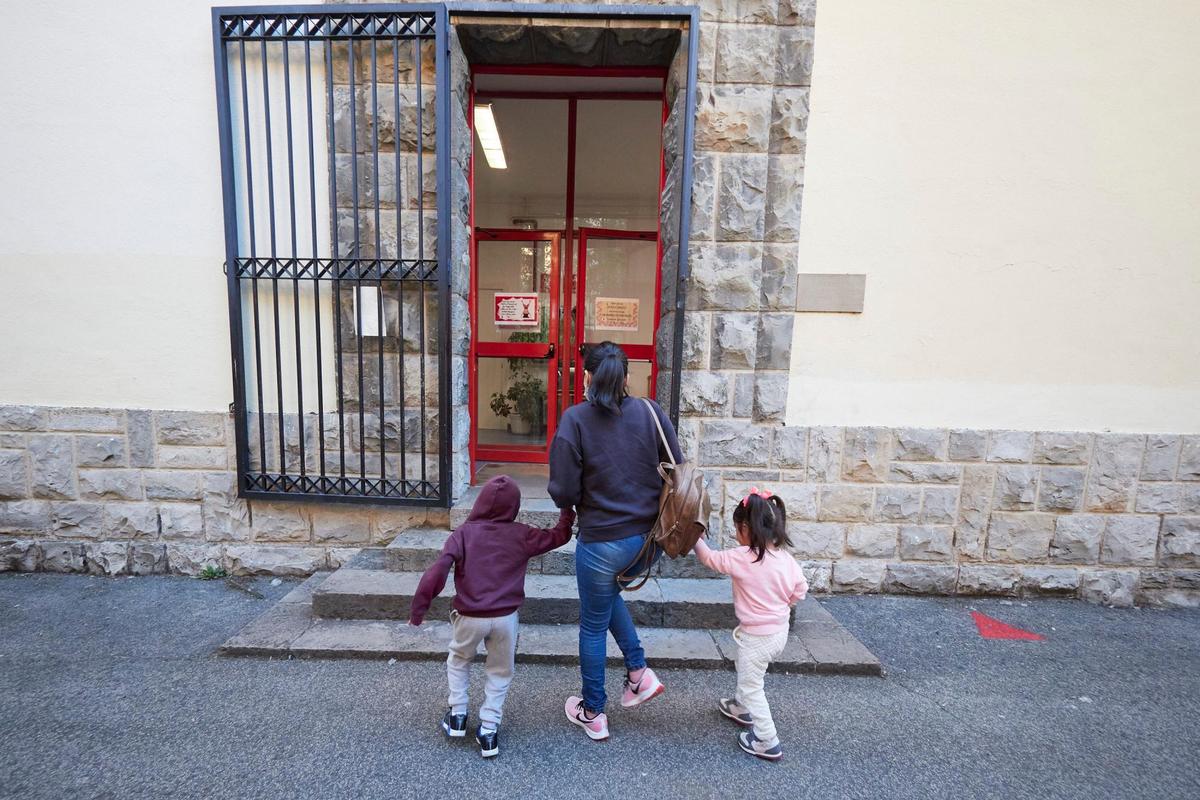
[685,425,1200,607]
[0,405,444,577]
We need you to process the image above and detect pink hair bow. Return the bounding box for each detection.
[742,486,773,507]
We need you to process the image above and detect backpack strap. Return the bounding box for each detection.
[640,397,675,467]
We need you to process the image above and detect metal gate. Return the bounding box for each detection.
[212,5,452,506]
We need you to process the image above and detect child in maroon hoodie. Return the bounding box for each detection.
[408,475,575,758]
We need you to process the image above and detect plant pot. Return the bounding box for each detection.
[508,416,532,436]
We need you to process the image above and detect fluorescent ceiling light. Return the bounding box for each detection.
[474,103,507,169]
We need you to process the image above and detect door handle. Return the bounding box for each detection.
[545,344,555,358]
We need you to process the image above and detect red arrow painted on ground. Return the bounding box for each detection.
[970,610,1045,641]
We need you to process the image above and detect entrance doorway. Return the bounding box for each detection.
[468,68,665,471]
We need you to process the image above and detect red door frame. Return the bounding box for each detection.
[471,229,562,464]
[573,228,660,404]
[467,64,668,479]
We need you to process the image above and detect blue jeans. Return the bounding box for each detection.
[575,533,661,713]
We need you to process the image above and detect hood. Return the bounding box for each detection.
[466,475,521,523]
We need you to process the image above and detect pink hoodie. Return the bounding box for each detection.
[693,539,808,635]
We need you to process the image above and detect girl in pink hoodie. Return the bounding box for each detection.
[693,488,808,761]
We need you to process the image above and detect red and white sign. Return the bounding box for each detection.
[494,292,539,327]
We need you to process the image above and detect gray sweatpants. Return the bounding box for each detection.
[446,609,519,728]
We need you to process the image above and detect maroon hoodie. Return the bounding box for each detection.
[408,475,575,625]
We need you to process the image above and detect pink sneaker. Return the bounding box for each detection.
[621,667,665,708]
[565,696,609,741]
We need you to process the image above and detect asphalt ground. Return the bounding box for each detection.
[1,573,1197,799]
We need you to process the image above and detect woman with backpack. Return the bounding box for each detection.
[548,341,683,741]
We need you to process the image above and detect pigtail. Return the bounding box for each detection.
[768,494,792,552]
[733,491,793,563]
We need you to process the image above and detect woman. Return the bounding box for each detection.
[548,341,683,741]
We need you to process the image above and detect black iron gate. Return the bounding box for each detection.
[212,5,452,506]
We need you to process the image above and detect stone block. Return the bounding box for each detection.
[0,539,40,572]
[1181,485,1200,514]
[689,151,717,240]
[769,87,808,154]
[251,504,311,543]
[887,463,961,484]
[806,426,841,483]
[155,411,226,446]
[158,446,228,471]
[1020,566,1081,595]
[818,486,874,522]
[79,469,143,501]
[1140,435,1181,481]
[845,524,898,558]
[710,313,757,370]
[779,0,818,25]
[166,543,225,576]
[202,489,251,543]
[0,406,46,431]
[893,428,948,462]
[898,525,953,561]
[52,502,105,539]
[74,435,127,468]
[143,470,204,501]
[776,25,814,86]
[41,542,85,573]
[679,371,730,416]
[1080,569,1137,607]
[883,564,957,595]
[1032,432,1092,465]
[28,435,76,499]
[771,427,807,470]
[1049,515,1104,564]
[987,431,1033,463]
[986,512,1054,563]
[765,154,804,242]
[84,542,129,576]
[717,154,768,241]
[1160,517,1200,567]
[770,482,818,520]
[1085,434,1144,512]
[310,508,372,545]
[129,543,168,575]
[225,545,326,576]
[948,429,988,462]
[0,500,51,535]
[873,486,921,522]
[800,559,832,593]
[753,374,787,422]
[788,522,844,559]
[689,243,762,311]
[760,244,798,310]
[955,465,994,560]
[694,85,772,152]
[1135,483,1180,514]
[1179,436,1200,480]
[756,313,794,370]
[698,421,772,467]
[0,450,26,499]
[957,565,1020,596]
[126,409,156,468]
[832,560,885,592]
[103,503,160,540]
[920,487,959,524]
[1036,467,1085,512]
[160,503,204,540]
[715,24,775,85]
[48,408,124,433]
[1176,570,1200,590]
[842,427,891,483]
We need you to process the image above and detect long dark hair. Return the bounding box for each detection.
[584,341,628,414]
[732,493,791,563]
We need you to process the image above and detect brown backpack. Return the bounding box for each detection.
[618,398,711,590]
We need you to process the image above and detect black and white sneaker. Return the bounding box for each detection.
[718,698,753,727]
[737,730,783,762]
[441,710,468,738]
[476,725,500,758]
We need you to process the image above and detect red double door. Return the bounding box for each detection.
[471,227,660,464]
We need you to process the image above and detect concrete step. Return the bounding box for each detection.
[451,491,564,530]
[220,573,882,675]
[384,527,722,580]
[311,567,740,629]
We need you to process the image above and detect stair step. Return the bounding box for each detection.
[450,492,562,530]
[384,527,724,579]
[312,567,739,629]
[220,573,881,675]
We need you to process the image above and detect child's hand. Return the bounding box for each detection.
[407,617,422,627]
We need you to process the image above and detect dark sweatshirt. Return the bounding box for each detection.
[548,395,683,543]
[408,475,575,625]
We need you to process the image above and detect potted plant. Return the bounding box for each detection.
[489,374,546,436]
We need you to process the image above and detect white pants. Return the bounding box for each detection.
[734,626,790,745]
[446,610,519,728]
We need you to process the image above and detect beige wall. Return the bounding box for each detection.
[788,0,1200,433]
